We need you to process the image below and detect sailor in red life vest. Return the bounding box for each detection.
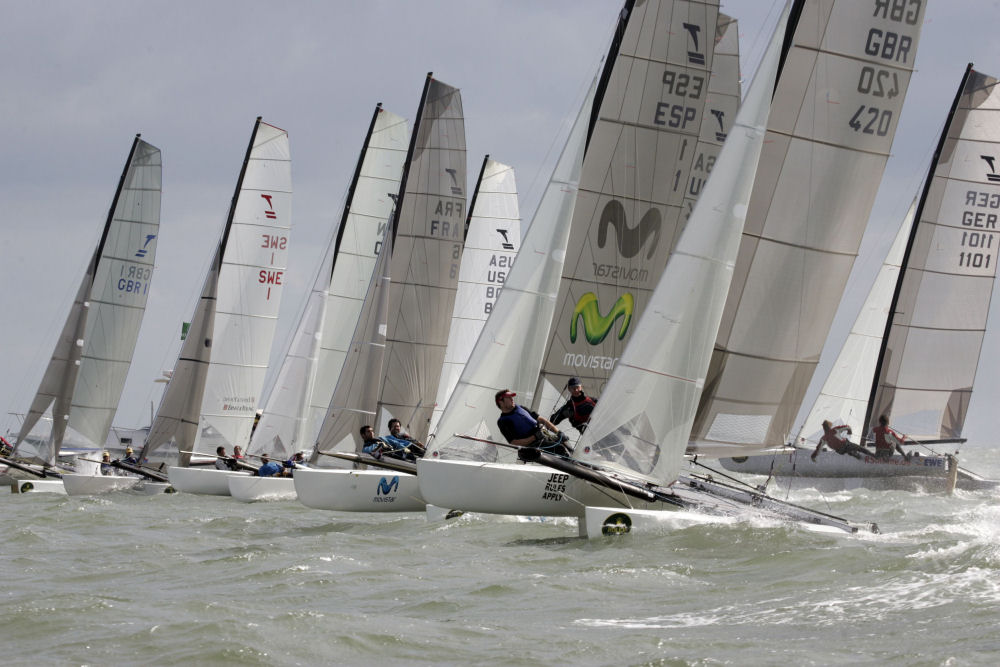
[549,377,597,434]
[872,414,910,459]
[811,420,873,461]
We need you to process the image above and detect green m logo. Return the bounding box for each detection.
[570,292,634,345]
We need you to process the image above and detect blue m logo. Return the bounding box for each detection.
[377,476,399,495]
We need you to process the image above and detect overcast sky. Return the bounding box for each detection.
[3,0,1000,451]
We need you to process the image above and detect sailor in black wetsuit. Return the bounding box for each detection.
[549,377,597,434]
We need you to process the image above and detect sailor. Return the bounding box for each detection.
[100,451,114,476]
[495,389,569,457]
[811,420,873,461]
[232,445,245,461]
[282,451,308,475]
[122,447,139,466]
[872,414,910,459]
[256,453,284,477]
[214,446,236,471]
[360,425,414,462]
[549,377,597,433]
[383,418,425,458]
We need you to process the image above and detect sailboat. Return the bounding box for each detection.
[421,0,926,530]
[5,135,162,494]
[228,105,409,502]
[138,118,291,495]
[720,65,1000,491]
[293,73,469,512]
[419,0,742,516]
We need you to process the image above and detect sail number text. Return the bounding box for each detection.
[483,254,512,315]
[958,189,999,271]
[117,264,151,295]
[654,71,704,129]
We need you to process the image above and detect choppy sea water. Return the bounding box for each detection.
[3,446,1000,666]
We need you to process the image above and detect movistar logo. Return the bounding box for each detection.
[377,476,399,495]
[597,200,662,259]
[571,292,634,345]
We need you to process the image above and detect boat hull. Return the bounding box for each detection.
[228,475,297,502]
[167,466,248,495]
[716,449,996,490]
[293,468,425,512]
[62,473,140,495]
[9,478,67,494]
[416,458,659,517]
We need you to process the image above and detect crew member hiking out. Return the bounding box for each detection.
[495,389,569,458]
[811,420,873,461]
[872,414,911,459]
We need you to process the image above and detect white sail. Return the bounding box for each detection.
[868,67,1000,440]
[424,76,596,462]
[312,224,393,460]
[377,75,467,442]
[795,197,917,444]
[15,136,161,465]
[426,157,521,436]
[142,119,291,464]
[198,120,291,453]
[534,0,723,409]
[572,0,787,486]
[308,107,409,440]
[691,0,926,454]
[249,106,408,458]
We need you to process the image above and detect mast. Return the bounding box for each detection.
[774,0,806,98]
[389,73,433,243]
[91,134,143,275]
[861,63,976,436]
[586,0,634,153]
[219,116,263,256]
[464,154,489,241]
[328,104,384,280]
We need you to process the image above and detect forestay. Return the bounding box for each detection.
[867,66,1000,440]
[534,0,724,408]
[377,75,467,442]
[15,137,161,465]
[691,0,926,455]
[572,0,787,486]
[427,157,521,437]
[249,106,407,458]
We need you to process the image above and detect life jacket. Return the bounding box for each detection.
[569,395,596,426]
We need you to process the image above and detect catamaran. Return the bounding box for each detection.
[134,118,292,495]
[3,135,162,495]
[228,105,409,502]
[719,64,1000,492]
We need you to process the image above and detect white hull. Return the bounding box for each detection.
[228,475,297,502]
[294,468,425,512]
[717,449,996,491]
[9,478,67,494]
[416,458,660,517]
[62,473,141,495]
[61,474,173,496]
[167,466,249,495]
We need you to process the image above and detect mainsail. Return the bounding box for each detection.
[572,0,788,486]
[691,0,926,454]
[377,74,467,442]
[14,136,162,465]
[534,0,727,407]
[427,157,521,436]
[142,118,291,464]
[248,105,408,458]
[866,66,1000,440]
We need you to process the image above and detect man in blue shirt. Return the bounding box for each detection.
[495,389,569,457]
[257,454,284,477]
[382,419,425,459]
[360,425,414,462]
